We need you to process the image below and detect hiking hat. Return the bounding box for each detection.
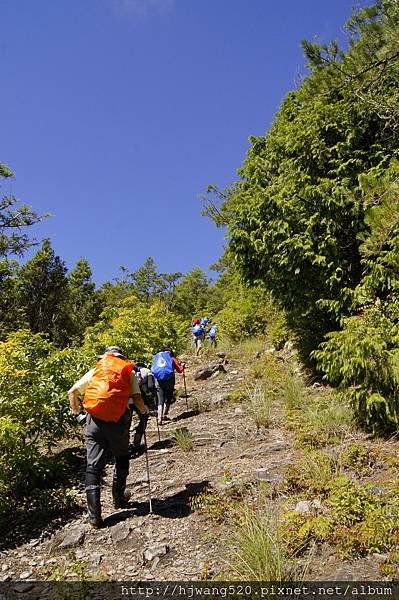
[98,345,126,359]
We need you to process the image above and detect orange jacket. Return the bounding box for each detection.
[83,354,134,422]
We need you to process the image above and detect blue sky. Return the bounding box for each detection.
[1,0,371,285]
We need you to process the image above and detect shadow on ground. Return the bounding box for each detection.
[172,409,200,422]
[103,480,210,527]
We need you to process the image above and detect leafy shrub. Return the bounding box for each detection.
[313,307,399,434]
[327,476,378,526]
[190,489,230,522]
[0,330,87,521]
[312,161,399,435]
[280,512,331,556]
[83,295,187,363]
[283,450,340,497]
[339,442,377,475]
[281,475,399,559]
[215,283,284,343]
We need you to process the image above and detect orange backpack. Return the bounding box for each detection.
[83,354,134,422]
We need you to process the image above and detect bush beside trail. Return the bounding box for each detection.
[0,298,187,528]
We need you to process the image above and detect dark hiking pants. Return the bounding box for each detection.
[155,376,175,407]
[85,410,130,488]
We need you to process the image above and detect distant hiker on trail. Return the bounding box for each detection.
[129,364,156,452]
[207,323,218,347]
[151,348,185,425]
[68,346,148,529]
[192,322,204,356]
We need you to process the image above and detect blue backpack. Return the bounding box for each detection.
[151,352,174,381]
[192,324,204,338]
[208,326,217,338]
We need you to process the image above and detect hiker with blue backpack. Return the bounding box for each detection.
[151,348,185,425]
[192,322,205,356]
[207,323,218,347]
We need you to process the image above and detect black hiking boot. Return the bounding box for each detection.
[86,485,103,529]
[112,469,131,509]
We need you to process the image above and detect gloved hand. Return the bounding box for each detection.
[75,413,87,425]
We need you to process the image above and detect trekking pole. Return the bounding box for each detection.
[156,414,161,442]
[143,429,153,514]
[183,369,188,410]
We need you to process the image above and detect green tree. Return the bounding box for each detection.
[83,294,187,363]
[0,163,48,257]
[130,257,165,302]
[212,0,399,365]
[0,259,23,339]
[169,267,211,319]
[17,240,70,346]
[67,258,102,344]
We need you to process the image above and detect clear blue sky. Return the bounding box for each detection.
[1,0,371,285]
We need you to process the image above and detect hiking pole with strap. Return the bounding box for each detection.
[183,369,188,410]
[143,429,153,514]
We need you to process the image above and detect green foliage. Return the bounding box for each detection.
[67,258,102,344]
[83,294,187,363]
[169,267,211,319]
[225,388,248,404]
[0,162,48,257]
[228,510,299,581]
[283,450,340,497]
[214,276,285,343]
[280,512,329,556]
[245,382,272,430]
[208,0,399,394]
[0,329,88,517]
[327,476,378,526]
[313,308,399,433]
[0,258,24,338]
[280,475,399,559]
[339,442,377,475]
[17,240,70,346]
[313,160,399,433]
[285,387,354,449]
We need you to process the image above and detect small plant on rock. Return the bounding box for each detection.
[171,427,194,452]
[246,382,272,429]
[228,509,301,581]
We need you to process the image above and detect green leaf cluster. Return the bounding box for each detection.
[218,1,399,366]
[0,329,89,515]
[83,294,187,363]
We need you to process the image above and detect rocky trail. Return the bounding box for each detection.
[0,351,295,582]
[0,348,392,583]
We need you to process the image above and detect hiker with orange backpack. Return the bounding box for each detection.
[68,346,148,528]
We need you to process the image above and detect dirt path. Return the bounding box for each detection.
[0,351,388,582]
[0,353,295,582]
